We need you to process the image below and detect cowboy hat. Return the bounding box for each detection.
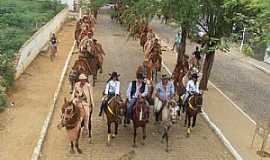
[161,74,169,80]
[136,73,144,80]
[109,71,120,78]
[79,74,88,80]
[191,73,199,79]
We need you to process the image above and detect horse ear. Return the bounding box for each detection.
[64,97,67,103]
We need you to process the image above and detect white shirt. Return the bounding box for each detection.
[186,80,199,94]
[105,80,120,95]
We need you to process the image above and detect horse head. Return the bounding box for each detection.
[167,99,178,123]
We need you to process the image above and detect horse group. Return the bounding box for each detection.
[58,7,204,154]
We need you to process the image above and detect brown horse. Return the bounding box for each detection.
[132,98,149,147]
[184,93,203,137]
[72,57,92,78]
[104,96,126,146]
[58,98,82,154]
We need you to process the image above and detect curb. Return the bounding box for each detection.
[31,42,75,160]
[246,60,270,75]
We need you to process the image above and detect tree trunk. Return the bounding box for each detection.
[199,51,215,90]
[176,27,187,65]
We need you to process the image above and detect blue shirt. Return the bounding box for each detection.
[155,81,175,101]
[175,34,181,44]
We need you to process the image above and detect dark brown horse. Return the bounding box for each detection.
[132,98,149,147]
[104,96,126,146]
[58,98,82,154]
[184,93,203,137]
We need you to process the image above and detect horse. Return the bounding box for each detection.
[132,97,149,147]
[85,50,100,86]
[184,93,203,137]
[161,100,178,152]
[140,32,148,49]
[104,96,126,146]
[72,57,92,80]
[57,98,82,154]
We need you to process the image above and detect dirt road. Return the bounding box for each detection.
[0,20,75,160]
[40,14,233,160]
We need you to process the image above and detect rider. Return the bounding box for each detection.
[147,28,156,41]
[154,74,175,121]
[172,31,181,51]
[71,73,94,137]
[183,73,200,106]
[50,33,57,60]
[189,46,202,70]
[126,73,148,123]
[99,72,121,116]
[92,39,105,73]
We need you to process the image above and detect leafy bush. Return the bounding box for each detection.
[242,44,254,57]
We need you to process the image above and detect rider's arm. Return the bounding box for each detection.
[115,81,120,95]
[126,82,132,100]
[104,82,110,95]
[186,81,191,94]
[141,84,148,98]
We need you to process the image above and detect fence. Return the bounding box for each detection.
[15,7,69,79]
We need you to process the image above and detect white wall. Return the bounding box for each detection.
[15,8,69,79]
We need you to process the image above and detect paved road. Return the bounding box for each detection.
[150,19,270,124]
[40,14,233,160]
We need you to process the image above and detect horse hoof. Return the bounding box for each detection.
[88,138,92,144]
[165,148,169,153]
[132,144,137,148]
[77,148,82,154]
[141,141,145,145]
[112,134,116,138]
[161,139,164,144]
[70,149,75,154]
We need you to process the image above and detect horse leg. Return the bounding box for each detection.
[70,141,75,154]
[142,126,146,145]
[187,115,191,137]
[192,114,197,128]
[113,122,118,137]
[133,127,137,147]
[75,139,82,154]
[107,123,111,146]
[184,112,187,127]
[165,128,169,152]
[88,111,92,142]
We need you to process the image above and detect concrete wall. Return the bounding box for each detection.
[15,8,69,79]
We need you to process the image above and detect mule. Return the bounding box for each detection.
[161,100,178,152]
[58,98,82,154]
[132,98,149,147]
[184,93,203,137]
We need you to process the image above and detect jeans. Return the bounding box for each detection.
[127,98,137,119]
